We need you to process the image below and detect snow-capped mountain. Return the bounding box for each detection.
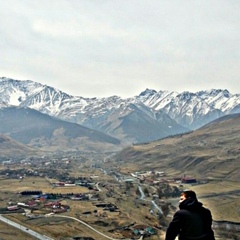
[137,88,240,129]
[1,77,240,143]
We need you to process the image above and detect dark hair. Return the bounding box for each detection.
[181,190,197,199]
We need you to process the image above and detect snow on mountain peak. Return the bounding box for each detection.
[0,77,240,133]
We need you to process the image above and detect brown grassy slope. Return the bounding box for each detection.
[0,134,42,159]
[113,114,240,181]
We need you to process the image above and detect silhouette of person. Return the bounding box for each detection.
[165,190,215,240]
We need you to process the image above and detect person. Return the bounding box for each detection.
[165,190,215,240]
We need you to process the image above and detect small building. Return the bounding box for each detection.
[27,201,38,208]
[53,182,65,187]
[181,177,197,184]
[7,206,19,211]
[44,201,61,209]
[17,202,29,208]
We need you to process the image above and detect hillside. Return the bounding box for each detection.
[0,134,41,160]
[0,107,123,154]
[113,113,240,181]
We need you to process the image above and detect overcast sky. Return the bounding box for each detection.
[0,0,239,97]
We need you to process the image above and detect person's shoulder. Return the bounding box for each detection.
[202,205,211,211]
[175,209,190,216]
[201,206,212,214]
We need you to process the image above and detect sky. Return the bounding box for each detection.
[0,0,239,98]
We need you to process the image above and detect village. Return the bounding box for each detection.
[0,156,203,239]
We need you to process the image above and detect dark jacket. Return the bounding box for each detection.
[165,198,215,240]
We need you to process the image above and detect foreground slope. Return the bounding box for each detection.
[113,114,240,181]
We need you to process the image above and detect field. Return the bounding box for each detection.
[190,181,240,222]
[0,172,165,240]
[0,163,239,240]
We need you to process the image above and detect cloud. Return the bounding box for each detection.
[0,0,239,97]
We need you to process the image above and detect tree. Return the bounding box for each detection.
[143,187,150,197]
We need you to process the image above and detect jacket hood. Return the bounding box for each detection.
[179,198,203,210]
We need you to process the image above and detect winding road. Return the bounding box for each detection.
[53,214,146,240]
[53,214,119,240]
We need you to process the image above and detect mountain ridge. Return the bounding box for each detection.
[0,106,122,156]
[1,77,240,143]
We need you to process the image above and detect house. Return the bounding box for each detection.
[7,206,19,211]
[181,177,197,184]
[44,201,61,208]
[70,194,89,201]
[53,182,65,187]
[27,201,38,208]
[17,202,29,208]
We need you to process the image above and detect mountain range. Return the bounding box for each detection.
[0,77,240,150]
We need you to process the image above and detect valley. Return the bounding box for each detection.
[0,154,239,240]
[0,78,240,239]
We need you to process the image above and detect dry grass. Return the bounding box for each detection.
[190,181,240,222]
[0,176,91,194]
[114,115,240,182]
[0,175,162,239]
[1,148,239,239]
[111,115,240,225]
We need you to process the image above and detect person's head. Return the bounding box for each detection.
[179,190,197,203]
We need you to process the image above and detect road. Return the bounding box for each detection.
[0,214,54,240]
[54,215,125,240]
[0,213,144,240]
[54,215,144,240]
[95,182,101,191]
[138,185,163,215]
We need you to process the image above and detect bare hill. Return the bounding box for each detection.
[113,114,240,181]
[0,134,42,160]
[0,107,122,154]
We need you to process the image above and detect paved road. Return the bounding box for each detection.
[0,213,145,240]
[95,182,101,191]
[54,215,122,240]
[138,185,163,215]
[0,214,54,240]
[54,215,145,240]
